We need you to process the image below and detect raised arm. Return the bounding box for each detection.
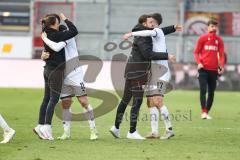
[161,25,175,35]
[161,24,184,35]
[54,13,78,42]
[42,32,66,52]
[123,24,182,40]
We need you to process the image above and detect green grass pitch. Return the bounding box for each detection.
[0,88,240,160]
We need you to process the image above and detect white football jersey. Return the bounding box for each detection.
[64,38,84,86]
[132,27,171,81]
[151,28,170,82]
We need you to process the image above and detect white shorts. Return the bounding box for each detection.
[60,82,87,99]
[145,63,171,97]
[60,68,86,99]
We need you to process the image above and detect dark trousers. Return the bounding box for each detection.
[114,77,147,133]
[38,66,64,125]
[198,69,218,113]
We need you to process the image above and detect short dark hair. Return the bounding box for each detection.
[138,14,151,24]
[41,13,61,31]
[207,19,218,26]
[151,13,162,25]
[50,14,60,24]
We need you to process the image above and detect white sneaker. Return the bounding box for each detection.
[0,128,15,144]
[90,128,98,140]
[57,132,70,140]
[201,113,208,119]
[40,125,54,141]
[127,131,145,140]
[33,125,46,139]
[206,114,212,120]
[160,130,174,140]
[109,126,121,138]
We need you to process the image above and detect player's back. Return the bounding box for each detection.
[64,38,84,85]
[65,38,79,61]
[151,28,168,68]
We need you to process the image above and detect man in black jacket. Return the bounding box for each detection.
[110,14,176,140]
[34,13,78,141]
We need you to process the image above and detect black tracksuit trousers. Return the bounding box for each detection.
[114,77,147,133]
[38,66,64,125]
[198,69,218,112]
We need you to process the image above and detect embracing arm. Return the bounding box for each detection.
[161,25,176,35]
[42,35,66,52]
[132,30,157,37]
[55,19,78,41]
[137,37,168,60]
[123,30,156,40]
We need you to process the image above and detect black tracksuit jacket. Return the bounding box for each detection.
[43,19,78,69]
[124,24,176,80]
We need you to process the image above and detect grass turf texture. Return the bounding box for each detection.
[0,88,240,160]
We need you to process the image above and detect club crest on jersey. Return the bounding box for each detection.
[215,40,218,44]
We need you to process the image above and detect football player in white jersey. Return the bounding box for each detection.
[38,25,98,140]
[0,114,15,143]
[123,13,182,139]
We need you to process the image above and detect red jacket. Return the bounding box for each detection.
[194,31,225,71]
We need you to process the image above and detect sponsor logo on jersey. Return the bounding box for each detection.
[204,45,218,51]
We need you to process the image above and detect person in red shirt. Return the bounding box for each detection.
[194,19,225,120]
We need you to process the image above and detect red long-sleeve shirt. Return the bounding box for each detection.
[194,31,225,71]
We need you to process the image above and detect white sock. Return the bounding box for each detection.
[149,107,159,134]
[63,121,70,135]
[62,109,71,135]
[0,114,11,132]
[160,105,172,131]
[83,105,96,130]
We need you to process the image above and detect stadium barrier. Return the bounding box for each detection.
[0,59,239,91]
